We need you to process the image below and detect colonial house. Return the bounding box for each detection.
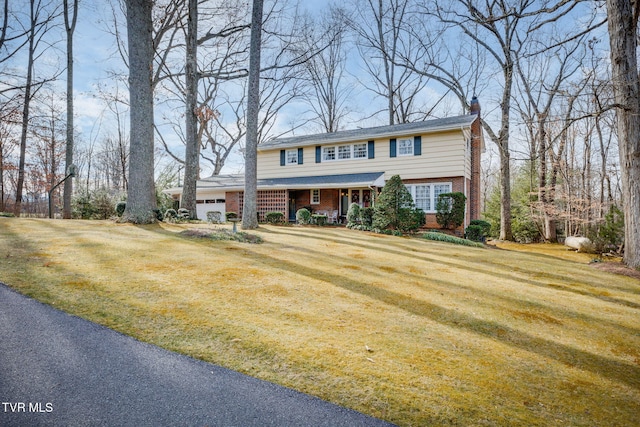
[166,97,484,228]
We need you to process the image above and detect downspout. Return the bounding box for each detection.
[461,125,471,229]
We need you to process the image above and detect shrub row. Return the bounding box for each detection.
[422,231,485,248]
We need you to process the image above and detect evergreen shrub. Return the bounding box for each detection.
[466,219,491,242]
[115,201,127,217]
[164,209,178,222]
[361,207,374,227]
[373,175,423,233]
[346,204,361,227]
[265,211,285,224]
[312,214,327,226]
[436,192,466,229]
[296,208,311,224]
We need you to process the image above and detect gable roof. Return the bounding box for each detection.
[259,114,479,151]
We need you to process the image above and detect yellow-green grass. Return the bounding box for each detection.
[1,218,639,426]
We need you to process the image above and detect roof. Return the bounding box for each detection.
[164,172,386,195]
[258,114,479,151]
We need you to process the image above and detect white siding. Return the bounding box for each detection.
[257,130,468,181]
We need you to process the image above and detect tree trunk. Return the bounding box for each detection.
[14,3,37,217]
[606,0,640,268]
[122,0,157,224]
[63,0,77,219]
[498,61,514,241]
[242,0,264,229]
[181,0,199,219]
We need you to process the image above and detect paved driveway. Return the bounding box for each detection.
[0,283,395,427]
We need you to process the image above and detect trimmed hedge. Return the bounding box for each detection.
[296,208,311,225]
[312,214,327,226]
[436,192,466,229]
[465,219,491,242]
[265,211,285,224]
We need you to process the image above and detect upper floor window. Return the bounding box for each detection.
[338,145,351,160]
[322,146,336,161]
[353,143,367,159]
[321,143,367,162]
[398,138,413,156]
[286,149,298,164]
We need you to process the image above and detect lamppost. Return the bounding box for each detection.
[48,165,76,219]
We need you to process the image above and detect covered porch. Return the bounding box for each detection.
[287,187,376,223]
[259,172,384,223]
[165,172,386,223]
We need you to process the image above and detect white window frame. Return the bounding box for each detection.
[320,143,367,162]
[322,146,335,161]
[286,149,298,165]
[407,182,452,213]
[311,189,320,204]
[337,145,351,160]
[353,143,367,159]
[398,138,413,156]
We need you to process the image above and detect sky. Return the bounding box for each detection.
[7,0,604,179]
[64,0,349,176]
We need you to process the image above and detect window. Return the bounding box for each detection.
[338,145,351,160]
[286,149,298,164]
[398,138,413,156]
[408,183,452,212]
[311,189,320,204]
[353,143,367,158]
[414,185,431,211]
[434,184,450,201]
[320,143,368,162]
[322,146,335,161]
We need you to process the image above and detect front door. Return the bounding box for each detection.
[288,191,297,221]
[340,189,349,220]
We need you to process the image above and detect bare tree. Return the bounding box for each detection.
[242,0,263,230]
[349,0,431,125]
[62,0,78,219]
[514,35,587,242]
[0,100,19,211]
[605,0,640,268]
[413,0,602,241]
[122,0,157,223]
[299,7,352,132]
[180,0,199,218]
[28,90,66,212]
[14,0,61,216]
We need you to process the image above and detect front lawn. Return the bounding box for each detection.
[1,218,638,426]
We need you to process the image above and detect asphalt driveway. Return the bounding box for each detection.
[0,283,395,427]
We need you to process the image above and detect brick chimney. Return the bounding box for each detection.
[469,96,482,222]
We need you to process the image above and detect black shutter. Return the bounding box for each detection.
[414,136,422,156]
[298,147,304,164]
[368,140,375,159]
[390,138,397,157]
[316,146,322,163]
[280,150,285,166]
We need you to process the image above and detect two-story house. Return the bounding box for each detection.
[166,97,483,229]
